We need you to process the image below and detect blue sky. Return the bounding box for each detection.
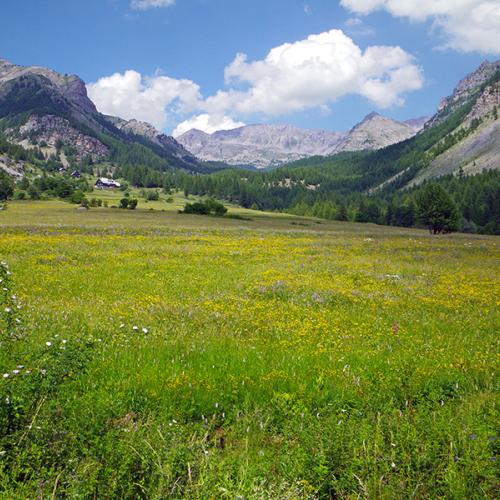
[1,0,498,135]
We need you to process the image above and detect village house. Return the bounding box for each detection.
[95,177,121,189]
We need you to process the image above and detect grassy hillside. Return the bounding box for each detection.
[0,203,498,497]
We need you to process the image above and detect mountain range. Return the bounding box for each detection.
[177,113,428,169]
[0,57,498,188]
[0,57,428,173]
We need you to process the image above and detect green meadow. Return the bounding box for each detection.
[0,200,498,498]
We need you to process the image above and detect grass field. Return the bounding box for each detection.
[0,200,498,498]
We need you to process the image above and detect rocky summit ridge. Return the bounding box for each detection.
[177,113,426,169]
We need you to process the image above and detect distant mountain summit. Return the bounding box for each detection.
[335,112,419,153]
[178,124,346,168]
[178,113,425,168]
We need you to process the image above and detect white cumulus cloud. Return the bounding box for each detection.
[131,0,175,10]
[87,70,201,130]
[340,0,500,54]
[202,29,423,115]
[172,114,246,137]
[87,29,424,135]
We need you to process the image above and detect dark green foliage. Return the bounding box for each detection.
[335,203,348,221]
[27,185,41,200]
[183,201,209,215]
[119,198,130,209]
[355,199,381,224]
[89,198,103,208]
[25,173,91,201]
[386,201,415,227]
[0,74,71,120]
[0,172,14,201]
[145,190,160,201]
[69,190,86,205]
[182,199,227,216]
[0,131,38,163]
[415,183,460,234]
[119,198,137,210]
[205,198,228,216]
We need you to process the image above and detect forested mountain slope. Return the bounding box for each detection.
[0,58,216,175]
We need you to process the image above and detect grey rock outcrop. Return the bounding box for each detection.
[109,117,196,162]
[16,114,109,162]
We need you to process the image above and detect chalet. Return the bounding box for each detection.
[95,177,121,189]
[71,170,81,178]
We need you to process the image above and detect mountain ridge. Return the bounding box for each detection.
[0,58,207,174]
[177,113,426,168]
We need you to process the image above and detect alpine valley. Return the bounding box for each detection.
[0,57,499,233]
[1,3,500,497]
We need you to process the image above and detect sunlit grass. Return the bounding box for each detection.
[0,201,498,498]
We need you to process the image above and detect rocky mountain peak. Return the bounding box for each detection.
[112,117,196,161]
[438,59,500,113]
[0,57,96,114]
[361,112,381,122]
[336,114,416,154]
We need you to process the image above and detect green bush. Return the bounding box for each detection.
[146,190,160,201]
[182,199,227,216]
[69,190,86,205]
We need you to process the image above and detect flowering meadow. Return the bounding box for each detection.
[0,201,499,498]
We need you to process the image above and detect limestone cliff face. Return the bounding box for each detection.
[16,114,109,162]
[429,60,500,126]
[467,80,500,123]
